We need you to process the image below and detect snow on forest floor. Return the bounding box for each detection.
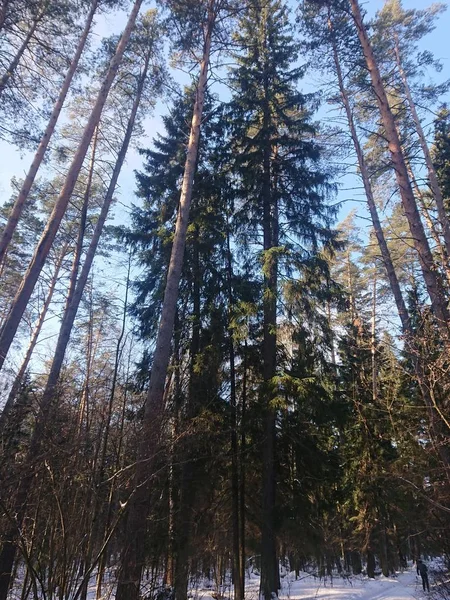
[185,567,443,600]
[273,569,426,599]
[9,564,448,600]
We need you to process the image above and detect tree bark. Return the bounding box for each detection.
[240,341,247,598]
[328,13,411,334]
[260,9,279,596]
[67,125,99,315]
[0,0,99,268]
[349,0,449,335]
[226,225,243,600]
[41,45,149,405]
[393,33,450,264]
[406,160,450,276]
[0,241,68,434]
[116,6,215,598]
[0,16,41,96]
[0,8,144,595]
[0,0,143,372]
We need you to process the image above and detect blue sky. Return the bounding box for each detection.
[0,0,449,376]
[2,0,449,222]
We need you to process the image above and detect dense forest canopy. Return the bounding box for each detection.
[0,0,449,599]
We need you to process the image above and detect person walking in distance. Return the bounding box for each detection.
[417,559,430,592]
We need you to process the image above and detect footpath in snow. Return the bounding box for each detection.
[212,568,434,600]
[67,564,444,600]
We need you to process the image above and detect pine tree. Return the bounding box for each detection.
[115,0,240,596]
[372,0,450,267]
[0,0,145,374]
[119,85,233,600]
[0,0,113,267]
[0,0,82,146]
[347,0,450,334]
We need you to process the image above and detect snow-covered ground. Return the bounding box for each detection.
[10,564,446,600]
[276,569,426,600]
[188,568,441,600]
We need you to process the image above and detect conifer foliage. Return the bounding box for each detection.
[0,0,449,598]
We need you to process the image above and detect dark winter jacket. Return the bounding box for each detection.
[417,562,428,576]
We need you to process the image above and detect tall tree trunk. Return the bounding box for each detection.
[327,10,449,466]
[405,158,450,286]
[226,225,243,600]
[0,16,41,95]
[393,33,450,263]
[66,125,99,316]
[0,241,68,433]
[408,165,442,248]
[0,0,143,372]
[328,13,411,334]
[162,313,182,593]
[0,0,99,268]
[240,341,247,599]
[0,11,145,594]
[41,46,149,407]
[260,11,279,596]
[371,274,377,403]
[348,0,450,335]
[116,6,215,598]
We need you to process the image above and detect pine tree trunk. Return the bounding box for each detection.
[328,14,411,334]
[0,0,143,372]
[163,314,182,593]
[0,14,145,593]
[115,7,215,598]
[0,0,99,268]
[349,0,450,334]
[0,241,68,433]
[25,52,148,404]
[66,125,99,315]
[394,33,450,262]
[406,159,450,285]
[0,16,41,95]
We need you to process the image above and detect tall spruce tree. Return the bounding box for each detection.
[117,81,235,599]
[227,1,338,597]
